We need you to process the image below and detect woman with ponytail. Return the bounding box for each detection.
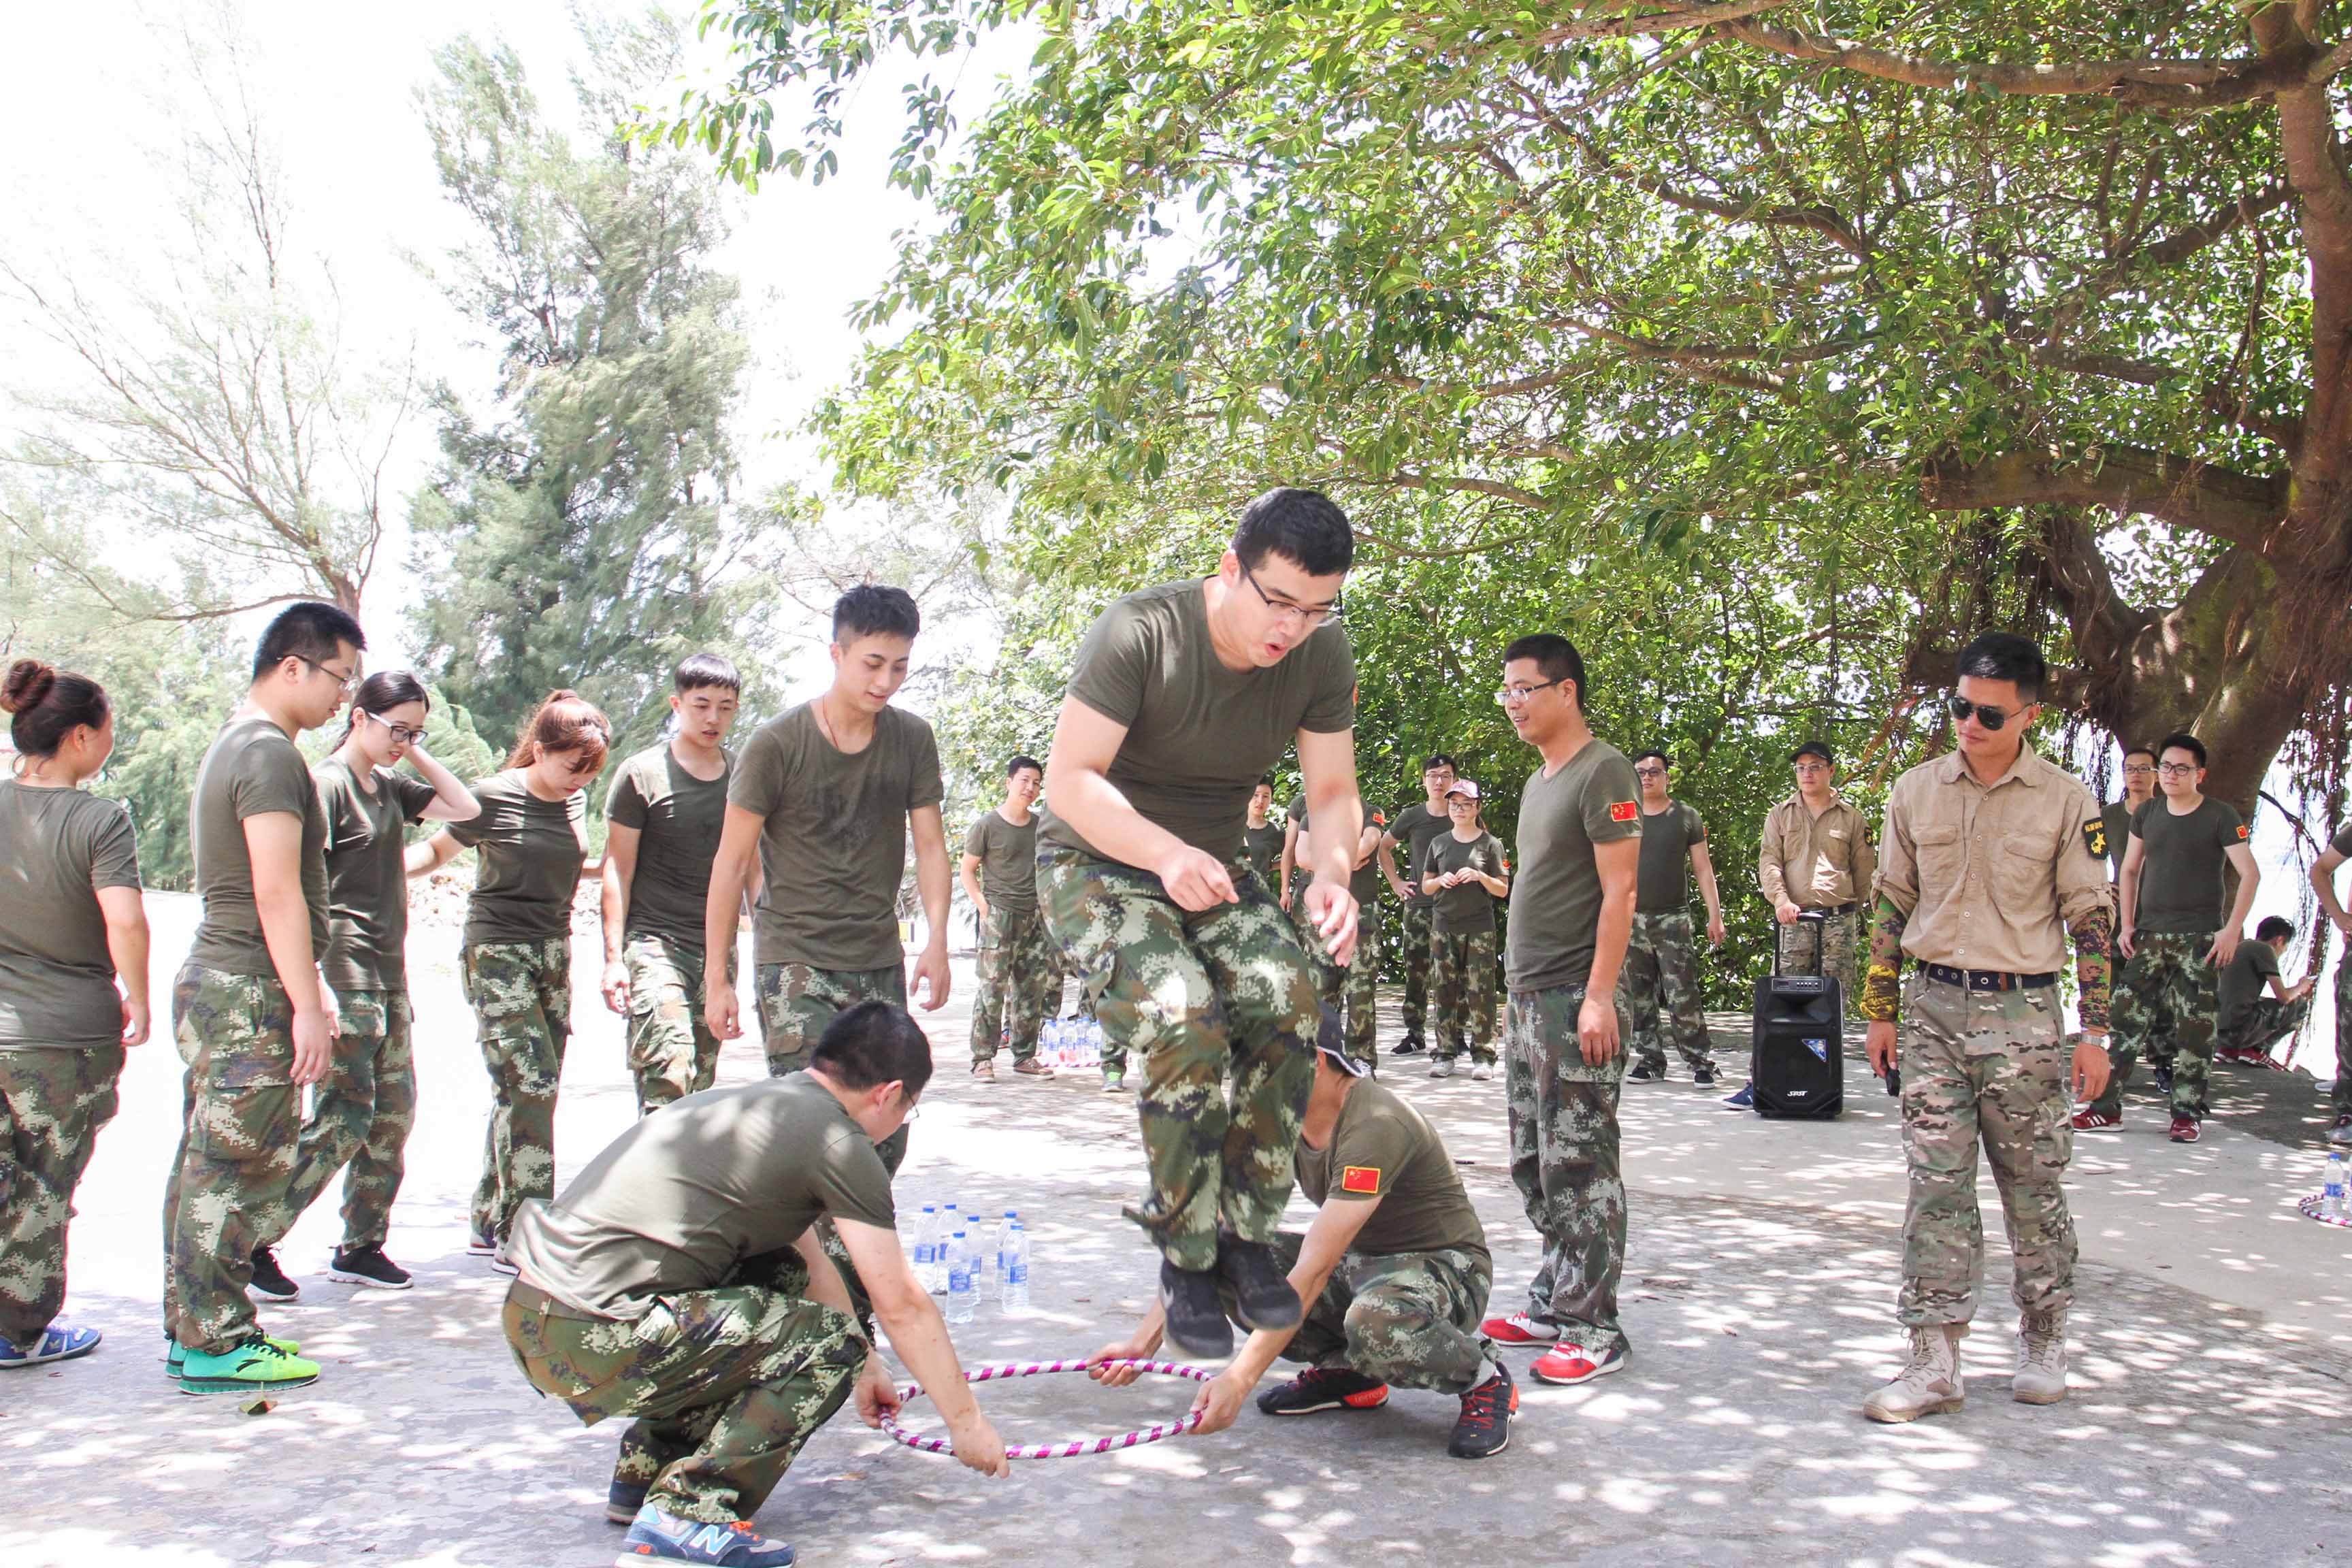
[250,674,479,1294]
[0,658,146,1368]
[414,691,609,1264]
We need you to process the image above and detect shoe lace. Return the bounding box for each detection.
[1458,1377,1504,1427]
[2019,1320,2063,1371]
[1898,1333,1946,1380]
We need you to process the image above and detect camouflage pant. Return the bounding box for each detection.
[266,990,414,1252]
[1430,927,1497,1064]
[2095,930,2217,1120]
[0,1045,123,1347]
[627,936,730,1115]
[2335,957,2352,1117]
[1897,976,2075,1327]
[503,1248,865,1526]
[2221,994,2309,1060]
[464,941,572,1247]
[1503,984,1629,1354]
[162,966,300,1353]
[1039,849,1318,1271]
[1776,909,1858,1012]
[1624,911,1714,1073]
[970,906,1059,1064]
[1398,902,1436,1046]
[1310,911,1379,1070]
[1241,1231,1494,1396]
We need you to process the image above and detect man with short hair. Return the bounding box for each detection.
[2215,916,2314,1065]
[2078,732,2259,1142]
[1037,486,1365,1360]
[164,601,365,1394]
[2099,745,2158,879]
[1287,796,1388,1073]
[1860,632,2113,1424]
[1420,779,1509,1081]
[962,754,1057,1080]
[2310,831,2352,1144]
[1381,754,1460,1057]
[503,1001,1009,1565]
[1758,740,1875,1004]
[1241,777,1285,889]
[1622,750,1725,1085]
[1476,634,1644,1388]
[600,654,742,1114]
[1088,1013,1518,1461]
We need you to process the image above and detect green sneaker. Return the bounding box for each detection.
[176,1334,321,1394]
[164,1334,300,1379]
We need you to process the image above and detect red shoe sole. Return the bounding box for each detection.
[1531,1353,1624,1387]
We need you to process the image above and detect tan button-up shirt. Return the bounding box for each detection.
[1757,792,1876,910]
[1876,748,2113,973]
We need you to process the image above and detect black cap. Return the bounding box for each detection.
[1791,740,1834,765]
[1313,1004,1369,1077]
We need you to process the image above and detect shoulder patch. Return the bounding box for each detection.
[2236,823,2250,840]
[1609,800,1639,822]
[1339,1164,1382,1195]
[2082,819,2108,860]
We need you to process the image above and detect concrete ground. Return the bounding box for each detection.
[6,893,2352,1567]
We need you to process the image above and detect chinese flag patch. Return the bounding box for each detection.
[1609,800,1639,822]
[1340,1165,1382,1195]
[2237,823,2251,840]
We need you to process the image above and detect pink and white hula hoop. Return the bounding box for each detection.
[881,1358,1213,1460]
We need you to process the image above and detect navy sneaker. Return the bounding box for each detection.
[608,1476,650,1526]
[0,1322,101,1369]
[1692,1065,1717,1087]
[612,1504,794,1565]
[2154,1066,2174,1096]
[1723,1081,1755,1109]
[1625,1062,1659,1082]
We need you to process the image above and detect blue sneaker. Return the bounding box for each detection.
[613,1505,794,1565]
[1722,1081,1754,1109]
[0,1322,101,1368]
[608,1475,650,1525]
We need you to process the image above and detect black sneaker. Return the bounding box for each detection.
[1392,1039,1426,1058]
[1626,1062,1659,1082]
[1449,1362,1518,1459]
[327,1244,414,1291]
[2155,1066,2174,1095]
[1692,1065,1717,1087]
[247,1245,299,1303]
[1217,1237,1303,1334]
[1158,1260,1235,1359]
[1255,1366,1389,1416]
[606,1475,649,1526]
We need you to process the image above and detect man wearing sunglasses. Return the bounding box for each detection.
[2078,733,2259,1143]
[1037,487,1365,1359]
[2097,746,2157,881]
[1859,633,2114,1424]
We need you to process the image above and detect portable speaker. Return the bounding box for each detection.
[1750,913,1844,1119]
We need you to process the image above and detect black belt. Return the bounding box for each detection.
[1802,902,1861,917]
[1923,964,2057,992]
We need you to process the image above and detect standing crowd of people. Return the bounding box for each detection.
[3,486,2350,1567]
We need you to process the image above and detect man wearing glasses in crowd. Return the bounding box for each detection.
[1730,740,1876,1107]
[1035,487,1367,1359]
[2098,745,2157,880]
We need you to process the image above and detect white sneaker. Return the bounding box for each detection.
[1429,1059,1456,1079]
[2014,1312,2067,1405]
[1470,1062,1494,1082]
[1863,1325,1965,1423]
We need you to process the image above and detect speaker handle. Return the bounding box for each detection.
[1772,908,1829,979]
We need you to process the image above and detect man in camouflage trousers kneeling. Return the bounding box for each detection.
[1862,633,2114,1423]
[503,1003,1007,1566]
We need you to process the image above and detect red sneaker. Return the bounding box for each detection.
[2070,1108,2120,1132]
[2169,1115,2200,1143]
[1479,1312,1561,1345]
[1531,1343,1624,1386]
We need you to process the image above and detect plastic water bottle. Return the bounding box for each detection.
[934,1205,961,1293]
[1000,1223,1030,1311]
[1042,1017,1063,1066]
[1082,1019,1104,1066]
[945,1229,977,1323]
[2326,1153,2349,1222]
[912,1205,940,1291]
[991,1211,1018,1282]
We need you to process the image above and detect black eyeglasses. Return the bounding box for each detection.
[2156,762,2199,778]
[1239,564,1343,630]
[299,656,361,695]
[1948,694,2030,732]
[359,710,426,747]
[1633,766,1667,779]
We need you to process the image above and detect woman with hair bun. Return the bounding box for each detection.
[0,658,147,1369]
[414,690,610,1265]
[249,672,480,1294]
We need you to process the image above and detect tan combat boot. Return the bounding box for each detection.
[1862,1325,1965,1424]
[2013,1310,2068,1405]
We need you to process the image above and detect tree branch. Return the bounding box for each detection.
[1921,445,2287,545]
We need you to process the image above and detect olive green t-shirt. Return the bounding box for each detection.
[1635,800,1707,914]
[2131,796,2246,936]
[2098,798,2138,878]
[730,703,944,971]
[1296,1078,1487,1262]
[0,783,142,1047]
[1420,830,1507,936]
[1292,799,1386,906]
[506,1073,900,1320]
[1040,578,1356,862]
[1505,740,1644,994]
[606,745,732,949]
[1387,802,1452,911]
[963,809,1039,914]
[1241,820,1286,885]
[314,758,438,995]
[186,715,329,977]
[445,772,589,947]
[2217,939,2283,1036]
